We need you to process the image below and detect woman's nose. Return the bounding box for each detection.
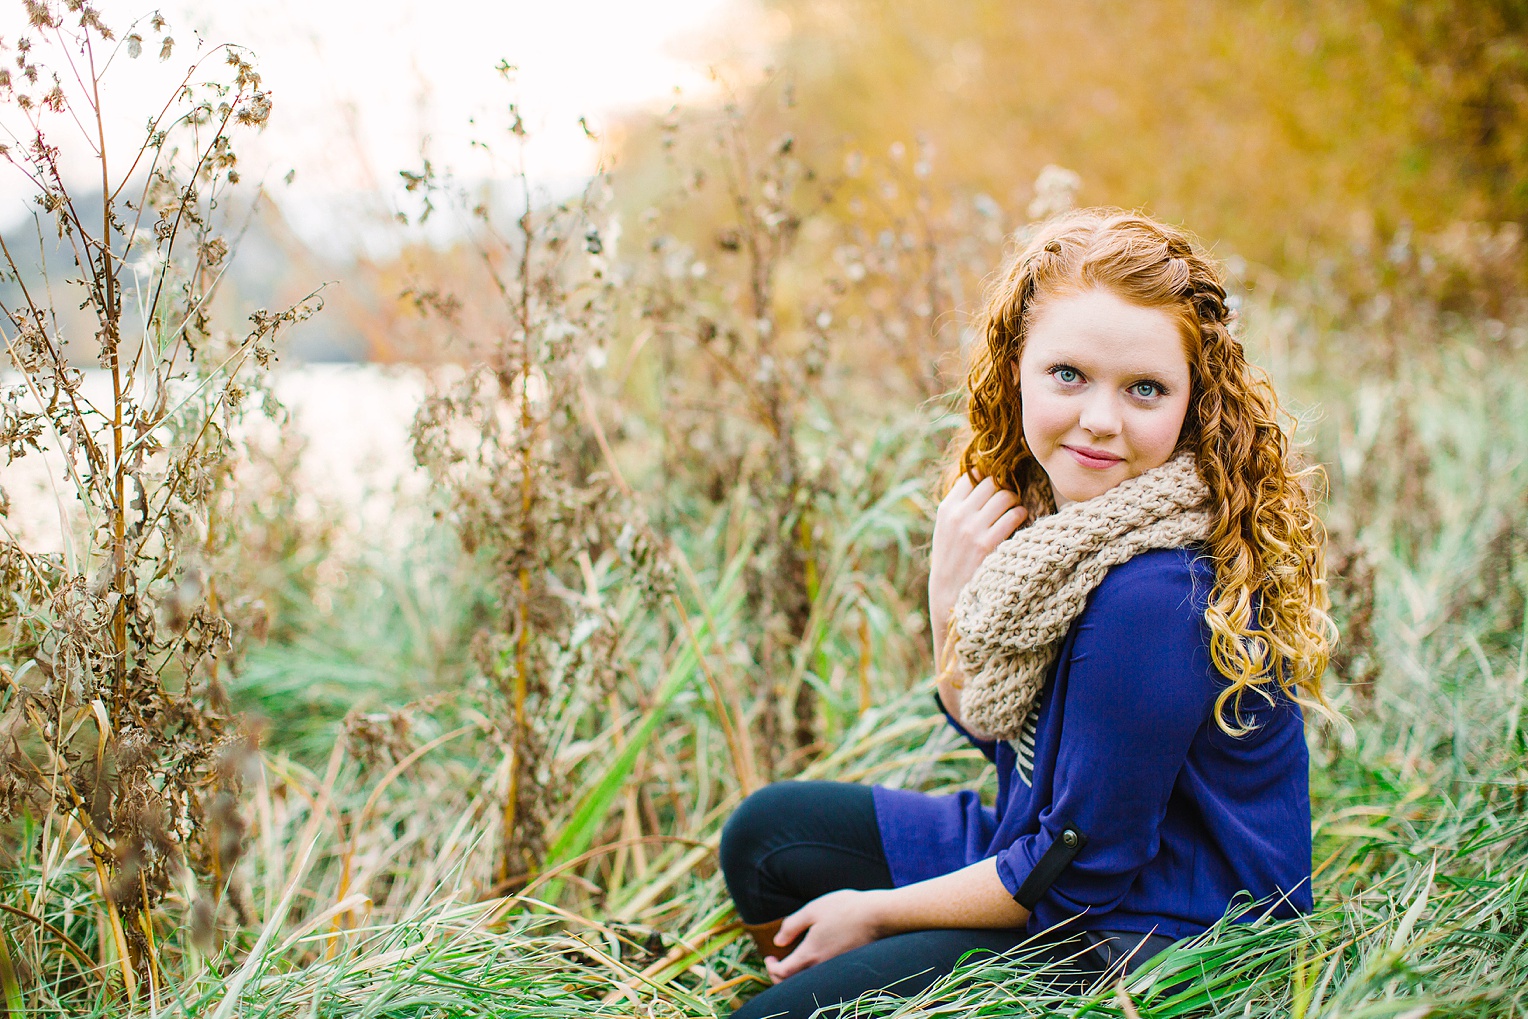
[1077,392,1122,437]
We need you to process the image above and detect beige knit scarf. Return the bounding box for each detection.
[950,453,1213,743]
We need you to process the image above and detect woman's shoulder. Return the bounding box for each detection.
[1066,545,1222,717]
[1086,544,1216,625]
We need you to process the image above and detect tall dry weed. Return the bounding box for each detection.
[0,5,313,1002]
[619,87,1013,770]
[405,93,646,888]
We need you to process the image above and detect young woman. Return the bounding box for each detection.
[719,209,1333,1019]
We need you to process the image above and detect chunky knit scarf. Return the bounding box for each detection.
[950,453,1213,749]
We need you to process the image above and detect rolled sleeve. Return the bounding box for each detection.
[994,830,1044,900]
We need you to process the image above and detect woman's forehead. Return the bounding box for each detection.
[1021,290,1191,375]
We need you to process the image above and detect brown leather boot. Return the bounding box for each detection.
[742,918,803,961]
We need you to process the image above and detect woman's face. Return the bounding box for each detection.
[1017,288,1193,507]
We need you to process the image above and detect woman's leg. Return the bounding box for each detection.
[718,782,1169,1018]
[728,927,1090,1019]
[719,781,893,925]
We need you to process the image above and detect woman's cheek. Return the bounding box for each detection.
[1131,404,1191,468]
[1020,394,1069,456]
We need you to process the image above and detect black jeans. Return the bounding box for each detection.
[719,781,1173,1019]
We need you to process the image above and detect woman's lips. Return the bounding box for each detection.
[1063,445,1125,469]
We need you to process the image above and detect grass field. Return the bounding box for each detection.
[9,300,1525,1017]
[1,12,1525,1011]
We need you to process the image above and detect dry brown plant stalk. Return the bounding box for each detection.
[622,86,1008,772]
[407,76,645,889]
[0,3,315,1002]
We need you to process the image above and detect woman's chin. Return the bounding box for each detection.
[1047,466,1128,505]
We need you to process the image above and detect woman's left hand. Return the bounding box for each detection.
[764,888,888,983]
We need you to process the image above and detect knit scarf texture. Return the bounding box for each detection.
[951,453,1213,743]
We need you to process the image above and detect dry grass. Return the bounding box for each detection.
[2,9,1527,1019]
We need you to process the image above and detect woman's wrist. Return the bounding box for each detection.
[861,887,902,939]
[928,595,945,653]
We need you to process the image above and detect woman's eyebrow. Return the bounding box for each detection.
[1047,355,1180,379]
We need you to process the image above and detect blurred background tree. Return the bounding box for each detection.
[14,0,1515,367]
[608,0,1528,277]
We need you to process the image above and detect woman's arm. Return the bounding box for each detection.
[929,473,1026,737]
[875,857,1030,933]
[769,556,1220,983]
[931,608,979,737]
[763,858,1029,983]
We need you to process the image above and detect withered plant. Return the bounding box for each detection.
[406,89,641,888]
[622,87,1011,770]
[635,96,823,768]
[0,4,313,1004]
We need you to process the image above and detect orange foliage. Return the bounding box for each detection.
[727,0,1528,270]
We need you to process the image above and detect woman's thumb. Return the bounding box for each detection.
[776,909,808,946]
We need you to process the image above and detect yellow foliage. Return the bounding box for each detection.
[704,0,1528,269]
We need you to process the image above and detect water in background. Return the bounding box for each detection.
[2,364,431,556]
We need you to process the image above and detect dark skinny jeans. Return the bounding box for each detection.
[719,781,1173,1019]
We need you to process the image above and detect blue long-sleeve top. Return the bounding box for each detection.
[873,546,1313,940]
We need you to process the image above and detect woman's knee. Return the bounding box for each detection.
[720,782,798,887]
[721,782,887,926]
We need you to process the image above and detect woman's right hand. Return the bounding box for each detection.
[930,474,1027,737]
[929,473,1028,624]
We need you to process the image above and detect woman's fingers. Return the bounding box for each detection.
[990,505,1029,541]
[775,908,810,947]
[764,947,801,982]
[946,471,977,501]
[931,473,1023,617]
[764,906,816,982]
[767,936,818,982]
[972,488,1022,529]
[951,476,1018,526]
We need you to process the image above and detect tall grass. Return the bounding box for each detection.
[14,330,1523,1016]
[4,28,1527,1019]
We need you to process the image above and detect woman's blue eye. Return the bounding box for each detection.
[1052,367,1081,384]
[1130,381,1164,398]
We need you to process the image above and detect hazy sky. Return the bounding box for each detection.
[0,0,760,248]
